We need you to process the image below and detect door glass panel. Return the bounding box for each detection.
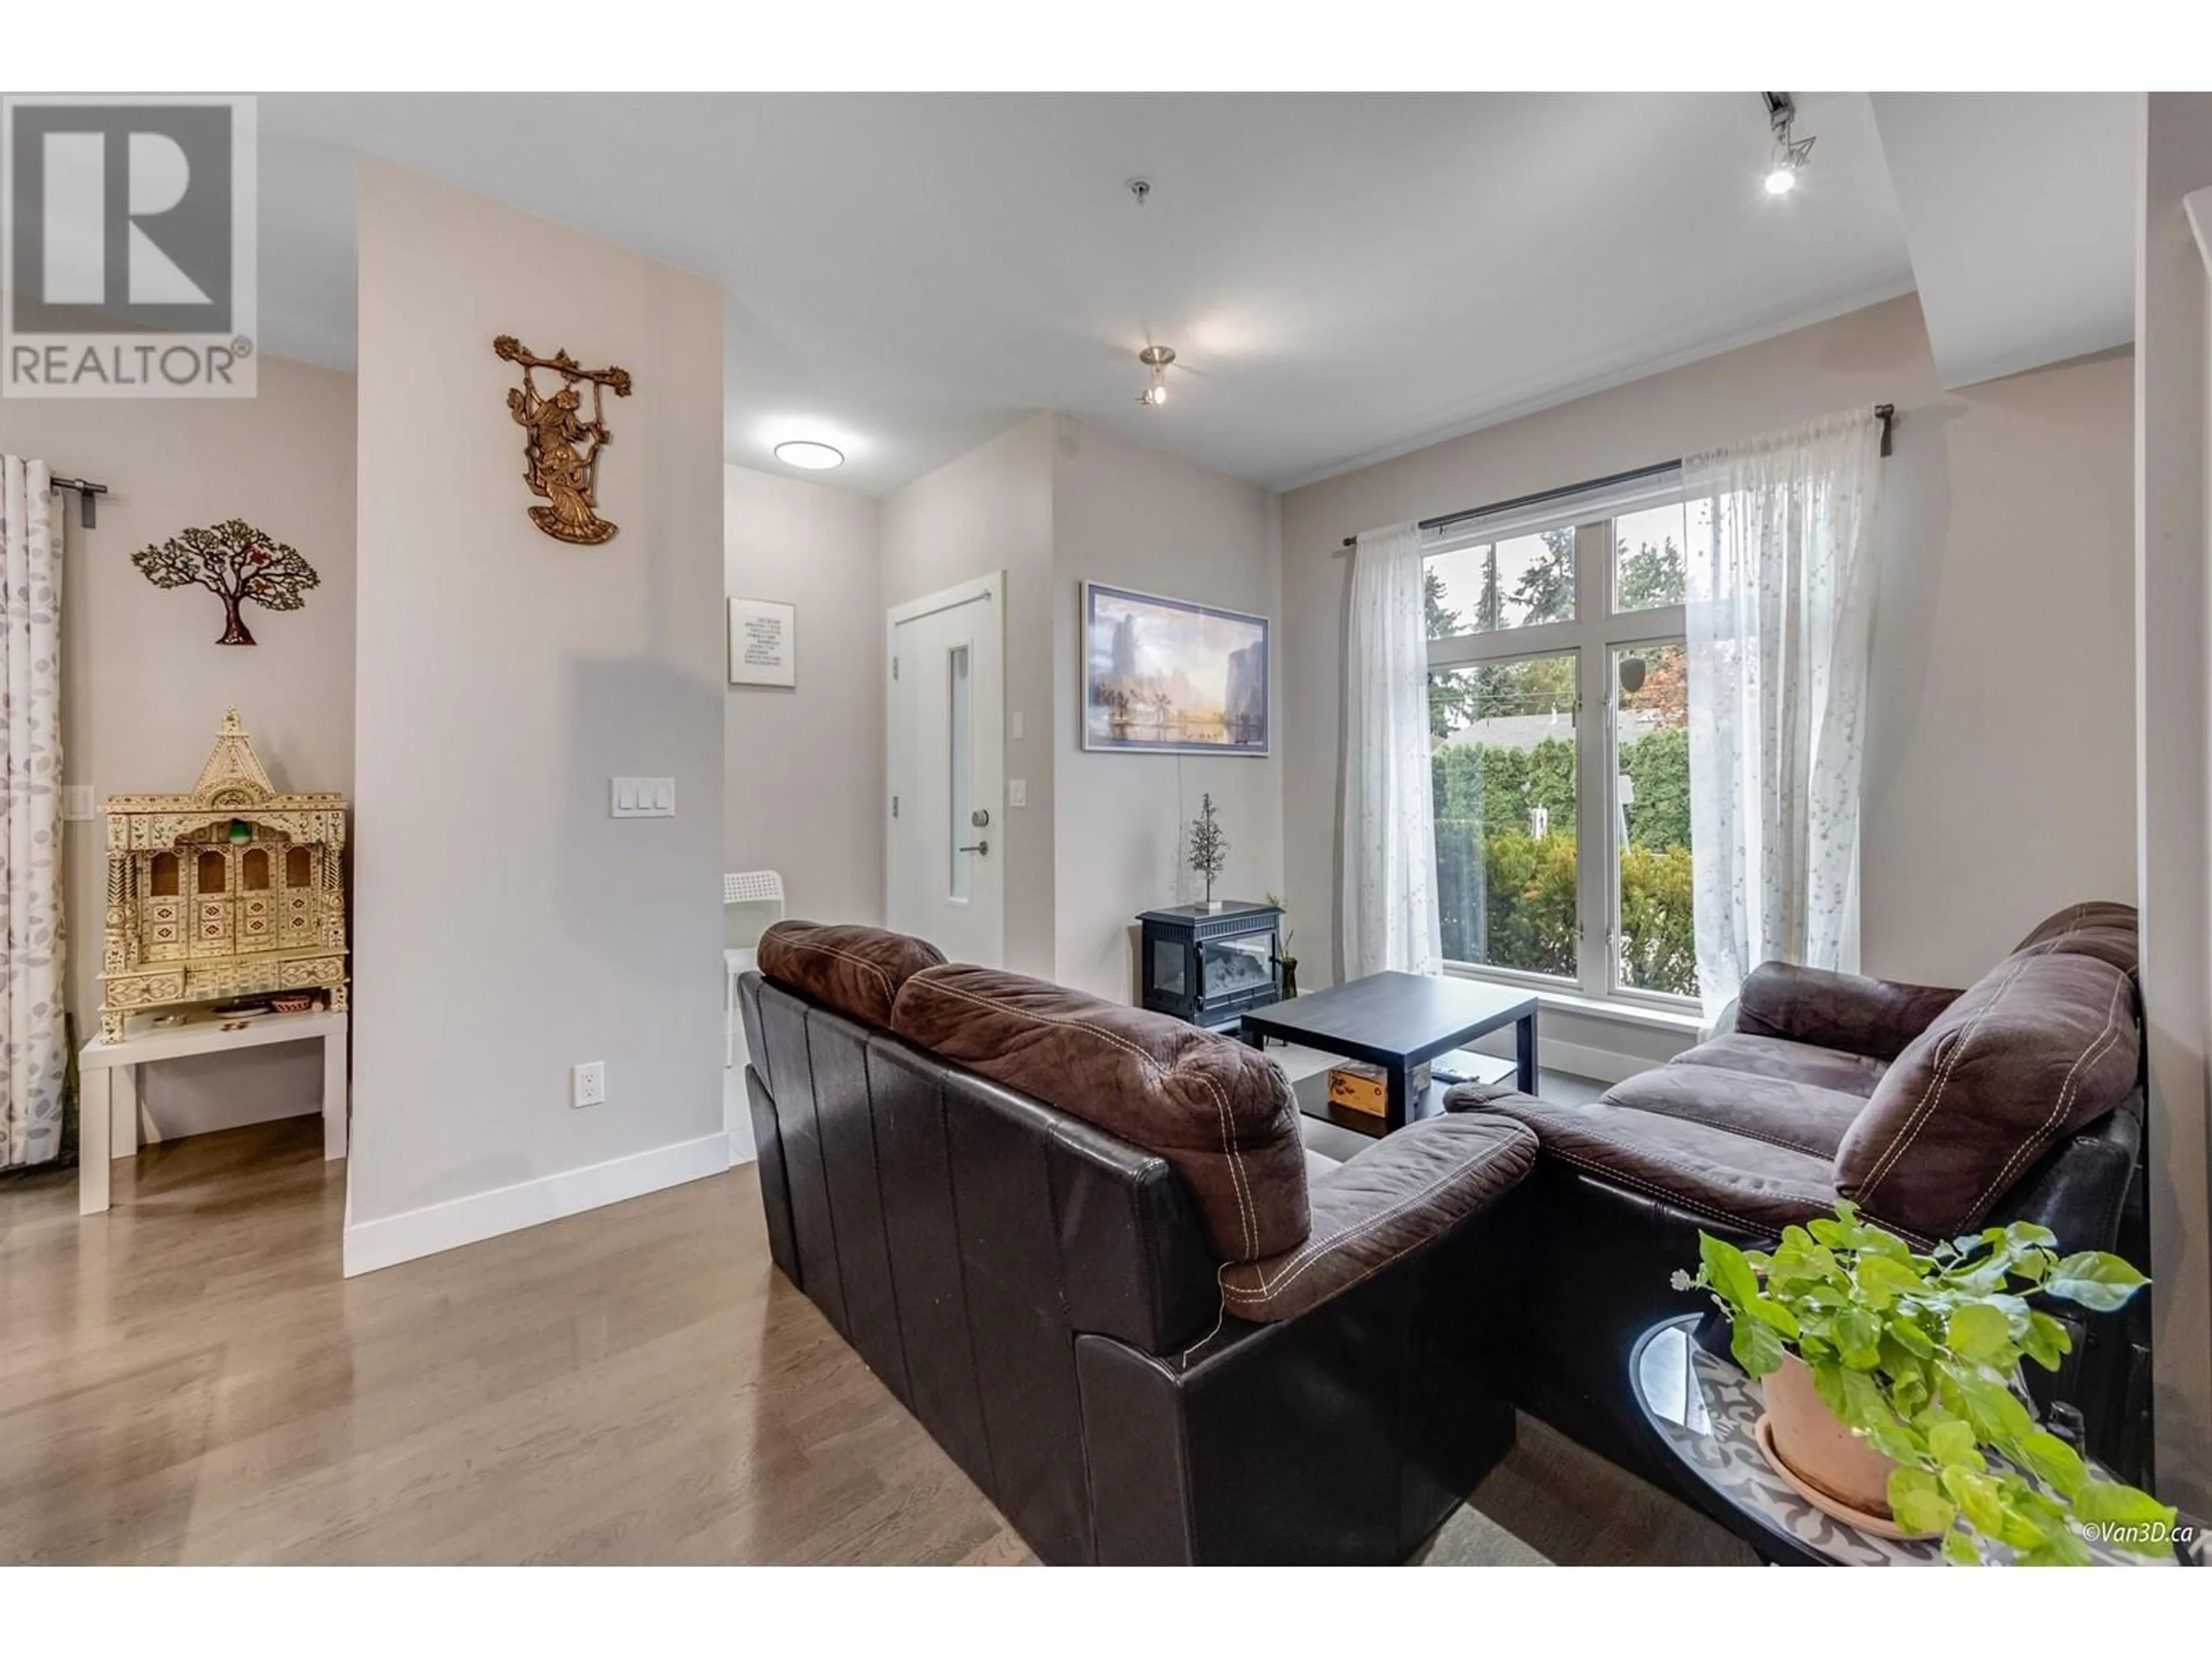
[1429,650,1578,978]
[1200,932,1274,1000]
[1611,503,1690,611]
[1152,937,1187,1000]
[948,644,971,901]
[1613,642,1695,995]
[1424,530,1577,640]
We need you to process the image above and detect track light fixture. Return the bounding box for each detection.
[1137,343,1175,408]
[1762,92,1816,195]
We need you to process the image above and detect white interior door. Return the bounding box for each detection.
[886,574,1005,966]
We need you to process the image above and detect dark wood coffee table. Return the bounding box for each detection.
[1238,970,1538,1133]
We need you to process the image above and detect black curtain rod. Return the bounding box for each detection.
[1340,403,1895,549]
[48,475,109,529]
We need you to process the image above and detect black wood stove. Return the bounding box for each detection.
[1138,900,1283,1029]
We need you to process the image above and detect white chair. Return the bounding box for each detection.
[725,871,786,1067]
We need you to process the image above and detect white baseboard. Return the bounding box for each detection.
[1529,1036,1647,1086]
[1462,1027,1650,1087]
[342,1131,729,1277]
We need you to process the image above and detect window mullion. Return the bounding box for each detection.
[1574,521,1612,998]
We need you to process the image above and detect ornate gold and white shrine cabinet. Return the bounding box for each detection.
[99,708,349,1042]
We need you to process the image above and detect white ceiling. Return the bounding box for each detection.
[1870,94,2135,390]
[256,93,1922,494]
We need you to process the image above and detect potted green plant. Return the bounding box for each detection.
[1673,1201,2172,1564]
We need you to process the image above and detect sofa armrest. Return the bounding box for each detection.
[1735,962,1961,1062]
[1218,1116,1535,1323]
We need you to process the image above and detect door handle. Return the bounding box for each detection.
[957,840,990,856]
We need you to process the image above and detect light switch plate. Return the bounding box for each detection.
[1009,711,1025,741]
[609,777,676,818]
[1007,779,1027,808]
[61,783,96,821]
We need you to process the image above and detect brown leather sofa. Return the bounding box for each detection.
[737,921,1539,1564]
[1449,902,2149,1484]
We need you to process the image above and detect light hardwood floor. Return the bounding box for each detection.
[2,1115,1743,1566]
[0,1119,1029,1565]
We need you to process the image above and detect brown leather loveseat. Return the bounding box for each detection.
[1448,902,2147,1482]
[738,920,1539,1564]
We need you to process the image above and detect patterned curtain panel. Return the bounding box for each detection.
[1341,521,1444,978]
[1681,410,1884,1027]
[1,457,67,1171]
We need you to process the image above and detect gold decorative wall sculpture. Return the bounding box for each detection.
[99,709,349,1043]
[494,334,634,545]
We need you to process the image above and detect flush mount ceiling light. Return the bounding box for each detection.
[1137,344,1176,408]
[1762,92,1817,196]
[773,440,844,470]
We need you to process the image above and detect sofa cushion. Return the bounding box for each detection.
[1606,1058,1872,1158]
[1671,1032,1889,1101]
[1449,1082,1843,1239]
[1835,946,2140,1238]
[1735,962,1961,1062]
[1221,1116,1535,1323]
[2013,900,2139,979]
[891,964,1308,1262]
[757,919,946,1029]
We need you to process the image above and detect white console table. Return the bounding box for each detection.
[78,1008,350,1215]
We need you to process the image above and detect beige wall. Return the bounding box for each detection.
[877,411,1283,999]
[346,161,725,1273]
[2,356,357,1141]
[880,413,1056,978]
[724,464,882,939]
[1048,416,1283,1002]
[2134,92,2212,1514]
[1281,294,2138,1001]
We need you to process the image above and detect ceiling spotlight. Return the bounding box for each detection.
[1137,344,1175,408]
[1762,92,1816,196]
[774,440,844,470]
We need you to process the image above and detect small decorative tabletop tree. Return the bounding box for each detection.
[134,518,321,646]
[1187,792,1229,911]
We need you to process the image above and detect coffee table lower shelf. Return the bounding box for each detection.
[1287,1059,1512,1142]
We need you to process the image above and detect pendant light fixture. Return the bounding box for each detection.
[1762,92,1817,196]
[1127,177,1177,410]
[1137,344,1175,408]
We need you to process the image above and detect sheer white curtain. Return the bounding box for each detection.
[1683,410,1883,1023]
[1,457,67,1171]
[1341,521,1442,978]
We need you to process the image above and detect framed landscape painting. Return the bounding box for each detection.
[1082,582,1270,756]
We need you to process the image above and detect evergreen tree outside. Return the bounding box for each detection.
[1616,532,1686,611]
[1508,528,1575,624]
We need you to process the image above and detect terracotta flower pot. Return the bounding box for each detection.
[1762,1351,1899,1518]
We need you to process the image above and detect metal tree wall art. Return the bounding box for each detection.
[493,334,633,545]
[1187,792,1230,908]
[132,519,321,646]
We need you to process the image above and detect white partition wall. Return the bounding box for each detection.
[345,161,727,1275]
[2135,93,2212,1517]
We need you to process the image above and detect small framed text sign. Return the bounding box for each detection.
[729,598,797,688]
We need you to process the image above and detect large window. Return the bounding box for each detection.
[1425,491,1700,1003]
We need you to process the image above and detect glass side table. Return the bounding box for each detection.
[1630,1313,2188,1567]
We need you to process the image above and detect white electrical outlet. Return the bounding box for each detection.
[572,1060,607,1108]
[61,783,96,821]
